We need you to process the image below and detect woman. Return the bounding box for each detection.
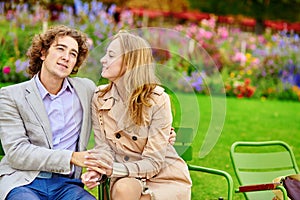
[82,30,192,200]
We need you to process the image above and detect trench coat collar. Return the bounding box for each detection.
[98,83,140,131]
[96,84,165,131]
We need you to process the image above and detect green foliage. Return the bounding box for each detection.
[188,0,300,22]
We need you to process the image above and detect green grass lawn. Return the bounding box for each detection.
[183,95,300,200]
[86,94,300,200]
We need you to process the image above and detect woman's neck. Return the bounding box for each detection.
[113,76,129,102]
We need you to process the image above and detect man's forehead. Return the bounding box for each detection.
[52,36,79,50]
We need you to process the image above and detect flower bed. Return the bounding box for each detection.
[0,1,299,101]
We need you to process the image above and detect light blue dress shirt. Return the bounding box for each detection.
[35,75,83,152]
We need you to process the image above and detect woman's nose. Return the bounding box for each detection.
[100,56,105,64]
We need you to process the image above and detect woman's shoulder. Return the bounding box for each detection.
[151,85,170,101]
[152,85,165,95]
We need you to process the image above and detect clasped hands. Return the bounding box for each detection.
[71,149,113,189]
[72,128,176,189]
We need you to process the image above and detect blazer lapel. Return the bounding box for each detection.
[25,79,53,147]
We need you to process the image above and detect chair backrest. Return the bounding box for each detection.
[230,141,299,200]
[173,127,194,161]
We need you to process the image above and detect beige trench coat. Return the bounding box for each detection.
[92,84,192,200]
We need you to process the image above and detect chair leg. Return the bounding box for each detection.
[98,179,110,200]
[98,183,104,200]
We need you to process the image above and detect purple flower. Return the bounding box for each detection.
[15,59,29,73]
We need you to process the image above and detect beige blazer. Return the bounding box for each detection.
[0,77,96,199]
[92,84,192,199]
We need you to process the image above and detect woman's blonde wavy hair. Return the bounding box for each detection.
[100,30,160,125]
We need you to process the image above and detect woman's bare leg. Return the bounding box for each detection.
[111,177,151,200]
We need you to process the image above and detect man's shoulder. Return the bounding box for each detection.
[70,77,96,88]
[0,80,32,91]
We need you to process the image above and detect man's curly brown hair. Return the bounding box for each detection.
[26,25,89,77]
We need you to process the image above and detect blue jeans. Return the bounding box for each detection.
[6,176,96,200]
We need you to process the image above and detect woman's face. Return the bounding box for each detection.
[100,38,125,81]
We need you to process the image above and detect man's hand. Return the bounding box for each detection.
[71,151,89,167]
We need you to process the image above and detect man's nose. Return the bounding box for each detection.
[62,52,70,61]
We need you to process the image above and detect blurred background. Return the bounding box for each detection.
[1,0,300,101]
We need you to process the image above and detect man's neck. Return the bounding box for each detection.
[39,73,65,95]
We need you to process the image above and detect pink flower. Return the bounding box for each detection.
[3,66,11,74]
[232,52,246,63]
[217,27,228,39]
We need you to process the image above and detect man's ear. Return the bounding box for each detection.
[40,50,46,60]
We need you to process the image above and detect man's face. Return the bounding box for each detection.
[40,36,79,80]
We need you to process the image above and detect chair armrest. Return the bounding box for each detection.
[238,182,281,192]
[237,182,288,200]
[188,164,234,200]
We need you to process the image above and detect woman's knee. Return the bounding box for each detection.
[111,178,142,199]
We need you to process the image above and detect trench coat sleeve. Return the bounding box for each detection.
[123,92,172,179]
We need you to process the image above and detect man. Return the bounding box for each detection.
[0,25,96,199]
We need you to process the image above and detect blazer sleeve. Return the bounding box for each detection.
[0,86,73,174]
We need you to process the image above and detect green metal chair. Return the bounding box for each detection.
[230,141,299,200]
[174,127,234,200]
[98,127,234,200]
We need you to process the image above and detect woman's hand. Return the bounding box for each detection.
[81,171,101,189]
[169,127,177,145]
[84,149,113,176]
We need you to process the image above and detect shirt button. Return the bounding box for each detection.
[116,133,121,139]
[132,136,137,141]
[124,156,129,161]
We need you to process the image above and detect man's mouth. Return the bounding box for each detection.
[57,63,68,68]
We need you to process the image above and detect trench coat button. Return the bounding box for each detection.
[132,136,137,141]
[124,156,129,161]
[116,133,121,139]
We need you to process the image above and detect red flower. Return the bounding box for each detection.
[244,78,251,85]
[3,66,11,74]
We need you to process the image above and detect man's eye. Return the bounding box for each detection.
[71,53,77,57]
